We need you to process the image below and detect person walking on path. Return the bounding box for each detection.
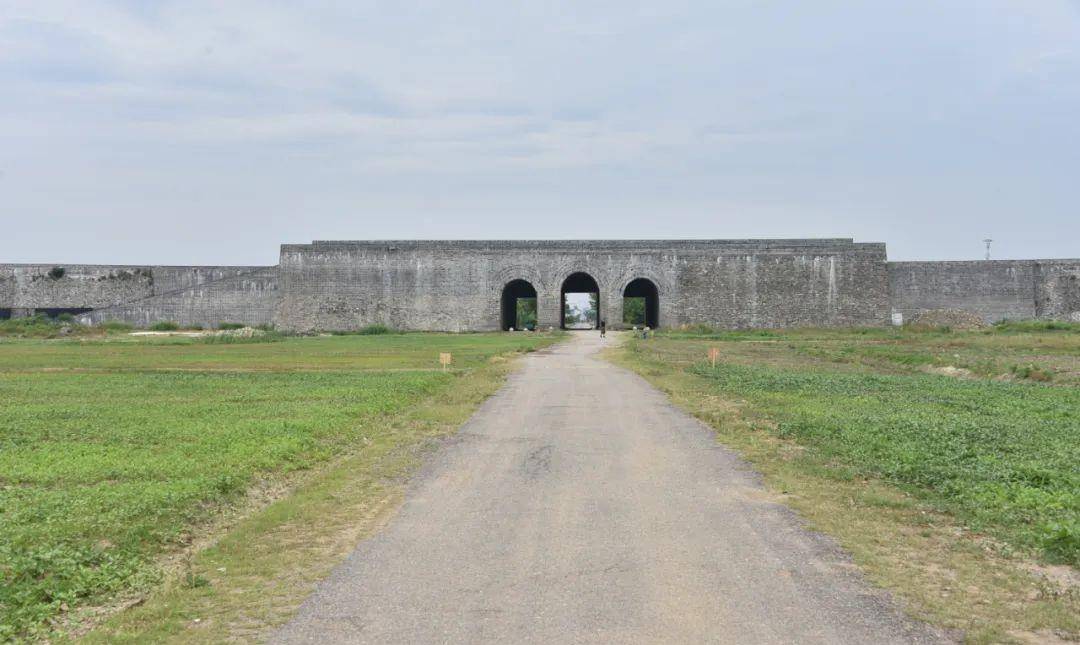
[599,319,607,339]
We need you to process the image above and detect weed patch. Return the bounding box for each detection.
[995,320,1080,334]
[334,324,397,335]
[100,321,134,333]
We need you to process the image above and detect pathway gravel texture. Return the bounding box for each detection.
[275,332,947,644]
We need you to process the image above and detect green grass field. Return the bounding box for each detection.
[616,325,1079,640]
[0,332,559,641]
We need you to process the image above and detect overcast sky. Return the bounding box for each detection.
[2,1,1078,265]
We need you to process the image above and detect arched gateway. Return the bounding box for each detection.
[500,279,537,330]
[623,278,659,328]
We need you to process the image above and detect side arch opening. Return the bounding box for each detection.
[622,278,659,328]
[500,279,538,330]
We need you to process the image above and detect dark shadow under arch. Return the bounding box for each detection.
[500,279,538,330]
[623,278,659,328]
[560,272,600,329]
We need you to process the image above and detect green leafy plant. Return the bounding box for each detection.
[357,324,394,335]
[995,320,1080,333]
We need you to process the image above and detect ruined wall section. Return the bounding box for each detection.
[888,260,1080,324]
[888,261,1036,323]
[0,264,279,327]
[273,239,890,332]
[79,267,279,328]
[1034,261,1080,322]
[0,264,156,312]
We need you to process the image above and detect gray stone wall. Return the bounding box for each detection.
[80,267,279,328]
[3,242,1075,331]
[273,239,891,332]
[1035,261,1080,322]
[0,264,278,328]
[888,260,1080,324]
[0,264,156,310]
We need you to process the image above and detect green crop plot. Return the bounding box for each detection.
[625,325,1080,565]
[616,325,1080,639]
[0,332,558,640]
[688,362,1079,564]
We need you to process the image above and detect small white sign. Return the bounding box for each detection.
[891,312,904,326]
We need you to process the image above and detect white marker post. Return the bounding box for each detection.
[439,352,452,372]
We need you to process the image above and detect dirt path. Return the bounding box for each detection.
[274,332,946,644]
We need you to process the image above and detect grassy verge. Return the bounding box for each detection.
[0,332,561,641]
[610,328,1078,643]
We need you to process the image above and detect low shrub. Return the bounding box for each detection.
[356,324,394,335]
[665,326,780,341]
[325,325,399,336]
[100,320,134,333]
[218,322,246,330]
[47,266,65,280]
[1011,364,1054,382]
[902,323,953,334]
[677,323,717,334]
[198,331,284,344]
[0,315,77,338]
[361,324,393,335]
[148,321,179,331]
[994,320,1080,333]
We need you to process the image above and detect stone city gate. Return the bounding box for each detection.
[270,239,882,332]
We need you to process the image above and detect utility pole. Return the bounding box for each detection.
[983,238,993,261]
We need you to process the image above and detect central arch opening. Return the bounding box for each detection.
[500,279,537,330]
[561,272,600,329]
[623,278,659,328]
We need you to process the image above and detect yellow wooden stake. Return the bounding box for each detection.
[708,347,719,368]
[439,352,452,371]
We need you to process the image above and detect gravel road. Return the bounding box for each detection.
[275,332,946,644]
